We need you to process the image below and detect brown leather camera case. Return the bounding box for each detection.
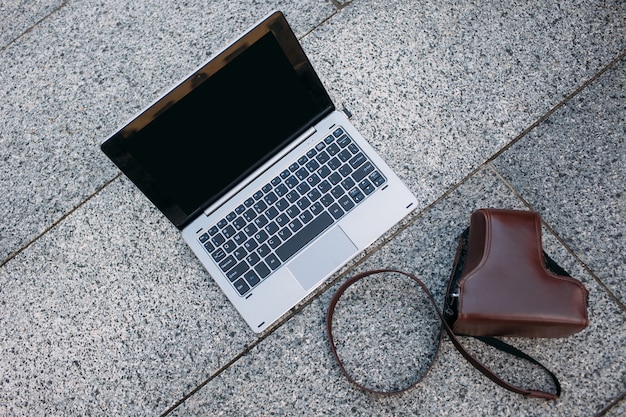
[451,209,589,338]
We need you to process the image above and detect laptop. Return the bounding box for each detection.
[101,11,417,333]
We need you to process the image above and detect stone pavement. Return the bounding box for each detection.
[1,1,624,415]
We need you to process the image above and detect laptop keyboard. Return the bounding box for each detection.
[198,127,386,296]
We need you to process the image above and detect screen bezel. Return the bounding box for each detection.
[101,11,334,229]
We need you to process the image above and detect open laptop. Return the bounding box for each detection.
[101,11,417,333]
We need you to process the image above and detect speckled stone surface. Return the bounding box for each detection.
[0,0,64,48]
[492,57,626,306]
[0,0,334,263]
[0,177,256,414]
[1,0,625,415]
[172,168,626,417]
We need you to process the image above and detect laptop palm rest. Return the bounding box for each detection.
[287,226,357,291]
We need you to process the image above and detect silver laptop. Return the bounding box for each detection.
[101,11,417,333]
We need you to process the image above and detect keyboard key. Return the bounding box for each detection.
[233,217,246,230]
[233,248,246,261]
[359,179,375,195]
[254,214,268,228]
[288,218,303,232]
[255,230,269,244]
[243,208,257,222]
[276,213,289,227]
[258,244,271,258]
[244,270,261,287]
[246,252,260,266]
[306,159,320,172]
[318,180,331,193]
[276,212,333,262]
[285,175,299,189]
[307,188,322,202]
[233,231,246,244]
[203,241,215,253]
[244,238,258,252]
[243,223,258,237]
[328,157,341,170]
[296,182,310,195]
[299,209,313,224]
[255,262,271,278]
[338,149,352,162]
[321,194,334,207]
[341,177,356,190]
[267,236,281,249]
[339,195,355,211]
[234,278,250,295]
[295,167,308,180]
[349,152,366,168]
[253,200,267,213]
[329,203,345,220]
[278,227,292,241]
[264,191,278,205]
[266,254,280,270]
[296,196,311,210]
[333,128,344,137]
[276,198,289,212]
[310,201,324,216]
[199,233,209,243]
[265,206,279,220]
[286,205,300,219]
[352,161,374,182]
[307,173,321,187]
[327,143,340,156]
[316,151,330,164]
[211,233,225,247]
[223,239,237,253]
[286,190,299,203]
[317,165,331,178]
[337,135,351,148]
[219,255,236,272]
[275,184,288,196]
[328,172,342,185]
[349,187,365,203]
[370,171,386,186]
[212,247,226,262]
[265,221,279,235]
[222,225,235,238]
[226,261,249,282]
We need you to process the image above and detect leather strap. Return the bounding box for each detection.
[326,268,561,400]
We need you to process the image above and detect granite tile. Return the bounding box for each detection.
[604,395,626,417]
[492,57,626,305]
[301,0,626,206]
[0,177,256,415]
[0,0,64,48]
[0,0,334,263]
[172,168,626,416]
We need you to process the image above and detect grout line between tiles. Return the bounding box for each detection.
[0,173,121,268]
[0,1,69,52]
[594,390,626,417]
[488,164,626,312]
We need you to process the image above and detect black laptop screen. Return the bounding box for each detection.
[102,13,333,228]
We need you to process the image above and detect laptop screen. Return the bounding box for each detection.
[101,12,333,228]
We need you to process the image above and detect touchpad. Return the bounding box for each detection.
[288,226,358,291]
